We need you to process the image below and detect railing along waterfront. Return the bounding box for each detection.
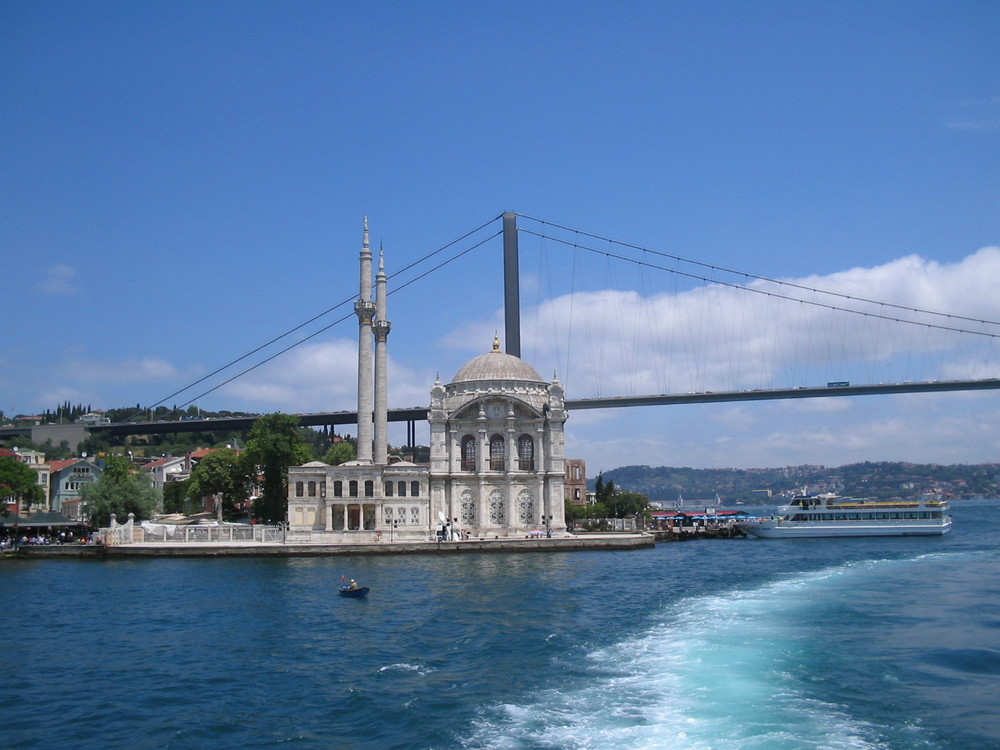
[102,513,284,545]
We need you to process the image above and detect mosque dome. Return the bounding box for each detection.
[451,337,544,384]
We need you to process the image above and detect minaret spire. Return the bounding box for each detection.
[373,243,392,465]
[354,216,375,462]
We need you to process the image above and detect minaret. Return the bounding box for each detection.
[373,245,392,464]
[354,217,375,463]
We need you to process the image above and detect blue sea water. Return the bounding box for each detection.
[3,499,999,750]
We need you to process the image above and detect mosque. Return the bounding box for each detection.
[286,221,569,541]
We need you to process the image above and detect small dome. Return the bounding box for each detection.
[451,338,544,384]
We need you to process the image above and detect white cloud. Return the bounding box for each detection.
[66,356,180,384]
[221,339,434,413]
[433,247,1000,472]
[173,247,1000,473]
[508,247,1000,399]
[40,264,77,294]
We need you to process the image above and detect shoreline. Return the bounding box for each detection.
[10,533,655,559]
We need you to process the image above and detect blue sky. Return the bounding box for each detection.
[3,1,999,475]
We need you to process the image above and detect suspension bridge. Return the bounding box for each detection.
[6,212,999,448]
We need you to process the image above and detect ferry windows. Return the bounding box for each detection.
[517,434,534,471]
[461,436,476,471]
[334,481,343,497]
[489,435,505,471]
[411,481,420,497]
[295,481,304,497]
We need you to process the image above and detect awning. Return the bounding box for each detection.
[0,512,30,527]
[18,511,86,527]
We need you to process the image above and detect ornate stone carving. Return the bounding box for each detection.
[489,488,505,523]
[460,489,476,524]
[518,488,534,524]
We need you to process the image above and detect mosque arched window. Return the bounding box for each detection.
[461,435,477,471]
[333,480,343,497]
[518,488,535,524]
[365,480,374,497]
[489,488,505,523]
[489,435,505,471]
[410,481,420,498]
[349,480,358,498]
[295,481,304,497]
[460,488,476,524]
[517,434,535,471]
[397,481,406,497]
[384,482,394,497]
[307,481,316,497]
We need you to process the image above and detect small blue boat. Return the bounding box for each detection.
[339,585,370,598]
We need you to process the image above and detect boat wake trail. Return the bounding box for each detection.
[462,558,953,750]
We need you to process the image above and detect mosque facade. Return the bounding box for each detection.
[286,222,568,541]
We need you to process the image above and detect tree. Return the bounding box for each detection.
[81,456,160,527]
[595,473,615,506]
[612,490,649,519]
[243,413,312,523]
[323,441,356,466]
[187,448,250,520]
[162,479,193,514]
[0,457,44,512]
[78,434,112,457]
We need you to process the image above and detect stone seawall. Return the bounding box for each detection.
[15,534,654,559]
[8,545,106,559]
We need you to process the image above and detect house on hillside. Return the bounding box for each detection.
[0,447,51,512]
[48,458,102,519]
[143,455,190,490]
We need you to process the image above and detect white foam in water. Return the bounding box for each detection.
[464,567,891,750]
[378,662,434,676]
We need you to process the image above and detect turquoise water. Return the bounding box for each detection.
[3,500,998,749]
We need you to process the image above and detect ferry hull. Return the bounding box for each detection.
[740,519,951,539]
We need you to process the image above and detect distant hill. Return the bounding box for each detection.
[597,462,1000,504]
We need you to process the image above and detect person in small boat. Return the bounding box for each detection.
[348,579,359,590]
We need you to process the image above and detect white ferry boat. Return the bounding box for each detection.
[739,493,951,538]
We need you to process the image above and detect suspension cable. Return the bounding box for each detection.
[138,216,503,417]
[516,213,1000,329]
[162,229,503,413]
[518,227,1000,340]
